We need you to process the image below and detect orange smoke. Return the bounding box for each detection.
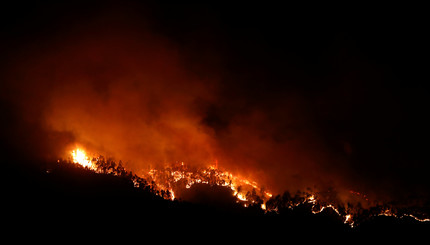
[0,7,359,199]
[26,17,219,172]
[3,3,428,208]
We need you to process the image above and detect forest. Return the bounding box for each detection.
[3,155,429,239]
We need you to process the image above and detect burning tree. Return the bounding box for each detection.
[62,147,430,228]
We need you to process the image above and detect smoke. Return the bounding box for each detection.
[2,14,219,171]
[1,2,429,205]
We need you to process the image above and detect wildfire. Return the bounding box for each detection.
[378,209,430,222]
[145,163,273,207]
[294,194,355,226]
[71,148,94,169]
[67,148,273,207]
[64,147,430,228]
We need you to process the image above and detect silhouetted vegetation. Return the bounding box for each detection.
[3,157,429,238]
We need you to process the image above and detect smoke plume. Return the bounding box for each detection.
[1,2,429,204]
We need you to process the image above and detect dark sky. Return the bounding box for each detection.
[1,2,429,203]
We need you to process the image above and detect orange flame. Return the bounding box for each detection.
[64,147,430,228]
[71,148,94,169]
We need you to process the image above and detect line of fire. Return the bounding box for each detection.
[62,147,430,228]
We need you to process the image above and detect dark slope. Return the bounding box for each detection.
[2,158,429,240]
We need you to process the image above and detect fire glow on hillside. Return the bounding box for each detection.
[3,1,430,235]
[67,147,430,228]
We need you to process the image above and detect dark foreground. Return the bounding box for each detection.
[3,159,429,240]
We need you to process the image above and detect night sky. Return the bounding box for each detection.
[1,2,429,205]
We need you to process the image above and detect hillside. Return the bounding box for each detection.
[3,158,429,239]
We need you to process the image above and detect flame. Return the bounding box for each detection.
[236,192,247,201]
[146,163,273,207]
[64,147,430,228]
[344,214,352,224]
[377,209,430,222]
[261,203,266,210]
[169,188,175,201]
[71,148,94,169]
